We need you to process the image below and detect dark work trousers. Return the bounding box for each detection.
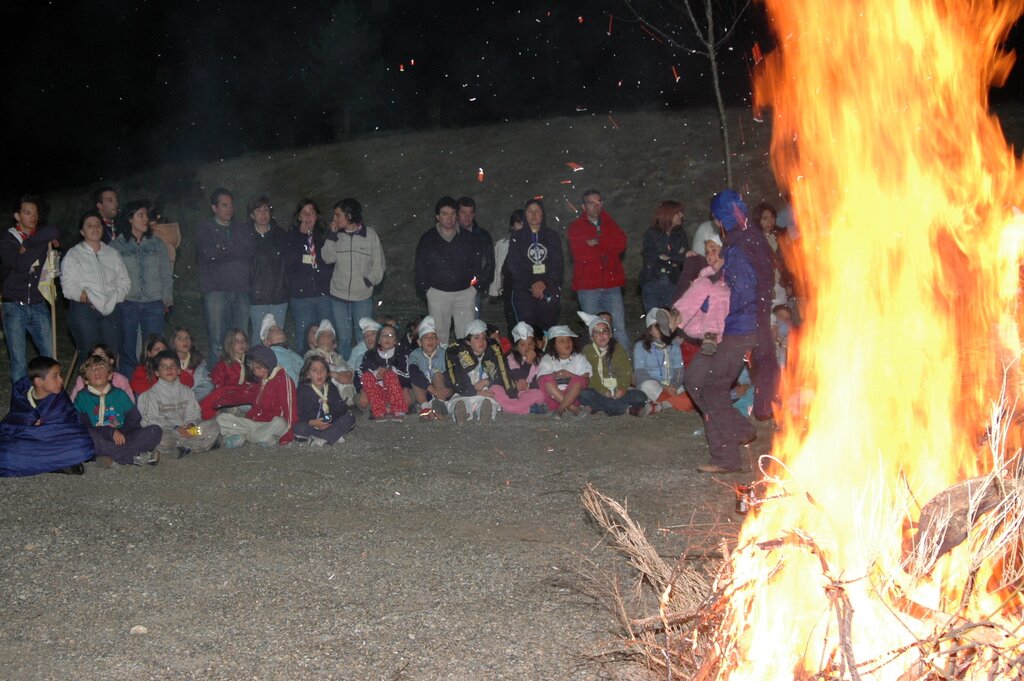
[684,333,756,470]
[511,289,561,332]
[751,309,779,420]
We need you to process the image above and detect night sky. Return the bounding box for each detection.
[4,0,1023,195]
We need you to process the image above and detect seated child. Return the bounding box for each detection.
[131,334,194,395]
[357,323,412,420]
[536,325,591,419]
[170,326,213,399]
[294,356,355,446]
[633,311,693,412]
[137,350,221,457]
[492,321,546,415]
[303,319,356,405]
[200,328,255,420]
[347,317,380,373]
[444,319,515,424]
[0,356,94,476]
[258,313,303,383]
[577,314,649,417]
[73,356,162,466]
[69,343,135,402]
[408,316,453,419]
[215,345,297,446]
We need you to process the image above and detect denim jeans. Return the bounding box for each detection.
[578,387,648,416]
[641,277,678,315]
[290,296,333,348]
[250,303,289,345]
[330,297,373,360]
[577,287,629,347]
[119,300,165,377]
[2,302,53,384]
[203,291,250,360]
[68,301,122,362]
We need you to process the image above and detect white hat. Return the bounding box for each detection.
[577,310,610,335]
[260,314,278,342]
[511,321,534,343]
[465,319,487,337]
[358,317,381,333]
[705,234,723,247]
[315,318,336,340]
[546,324,577,339]
[417,316,437,337]
[644,307,662,328]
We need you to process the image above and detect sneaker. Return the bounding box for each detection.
[575,405,591,420]
[222,434,244,449]
[176,446,193,459]
[701,333,719,356]
[628,402,652,418]
[430,398,449,416]
[454,401,469,425]
[529,403,548,415]
[419,407,436,420]
[309,437,327,447]
[390,411,406,422]
[133,451,160,466]
[478,400,493,423]
[654,308,673,339]
[335,435,345,444]
[55,463,86,475]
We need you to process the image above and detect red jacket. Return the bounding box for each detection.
[210,359,245,389]
[243,368,297,444]
[567,210,627,290]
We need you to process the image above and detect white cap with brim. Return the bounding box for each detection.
[315,318,336,340]
[358,317,381,333]
[465,319,487,337]
[260,314,278,342]
[511,321,534,343]
[546,324,577,339]
[644,308,662,328]
[418,315,437,337]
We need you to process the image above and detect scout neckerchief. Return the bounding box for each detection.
[652,340,671,385]
[310,381,331,418]
[86,383,113,426]
[593,345,617,392]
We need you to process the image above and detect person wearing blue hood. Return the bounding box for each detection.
[683,190,776,473]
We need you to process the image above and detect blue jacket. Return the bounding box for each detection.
[111,232,173,304]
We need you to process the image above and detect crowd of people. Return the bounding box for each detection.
[0,186,798,476]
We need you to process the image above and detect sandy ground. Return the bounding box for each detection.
[0,407,772,680]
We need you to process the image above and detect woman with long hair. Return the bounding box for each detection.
[504,199,564,332]
[639,200,688,311]
[111,200,173,377]
[284,199,333,342]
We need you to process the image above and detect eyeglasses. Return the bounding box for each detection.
[592,328,611,335]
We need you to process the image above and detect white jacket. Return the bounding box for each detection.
[137,378,202,429]
[60,241,131,315]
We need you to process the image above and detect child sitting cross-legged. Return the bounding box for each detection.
[536,325,591,419]
[215,345,297,447]
[200,328,255,420]
[357,323,412,420]
[408,315,453,419]
[490,321,546,415]
[73,355,163,466]
[69,343,134,402]
[444,319,515,424]
[0,356,94,476]
[577,313,650,417]
[294,356,355,446]
[137,350,221,458]
[303,319,356,405]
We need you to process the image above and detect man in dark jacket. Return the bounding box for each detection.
[0,196,60,384]
[684,189,773,473]
[414,196,489,346]
[196,188,254,359]
[457,196,495,310]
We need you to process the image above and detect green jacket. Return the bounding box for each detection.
[583,343,634,394]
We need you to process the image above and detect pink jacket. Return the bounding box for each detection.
[672,266,730,342]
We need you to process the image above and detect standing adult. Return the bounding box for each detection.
[456,196,495,311]
[567,189,629,347]
[640,200,688,311]
[284,199,333,345]
[490,209,524,334]
[60,211,131,359]
[414,196,488,346]
[684,190,773,473]
[246,195,289,340]
[0,196,60,384]
[111,200,173,377]
[196,188,254,360]
[504,199,563,332]
[92,186,120,242]
[322,198,385,360]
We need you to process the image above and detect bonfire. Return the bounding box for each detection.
[584,0,1024,678]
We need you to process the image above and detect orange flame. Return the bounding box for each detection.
[716,0,1024,678]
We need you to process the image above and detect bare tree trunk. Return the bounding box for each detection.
[705,0,733,186]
